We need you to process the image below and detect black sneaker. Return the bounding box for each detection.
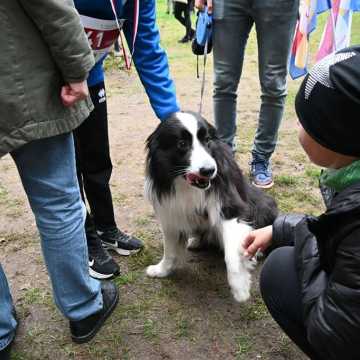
[70,281,119,344]
[178,35,190,43]
[87,226,120,279]
[0,342,12,360]
[98,228,144,256]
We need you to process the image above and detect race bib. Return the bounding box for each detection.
[80,15,125,62]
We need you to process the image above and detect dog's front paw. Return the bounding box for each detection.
[231,284,250,303]
[146,264,172,278]
[228,272,251,303]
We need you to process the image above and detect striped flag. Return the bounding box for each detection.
[316,0,354,61]
[289,0,331,79]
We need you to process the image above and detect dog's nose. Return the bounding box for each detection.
[199,167,216,178]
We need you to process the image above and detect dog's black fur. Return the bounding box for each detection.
[146,113,278,229]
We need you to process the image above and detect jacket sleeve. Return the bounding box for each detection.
[18,0,94,82]
[122,0,180,120]
[271,213,307,248]
[301,227,360,360]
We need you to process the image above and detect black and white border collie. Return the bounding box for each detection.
[145,112,278,302]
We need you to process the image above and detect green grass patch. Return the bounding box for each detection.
[143,319,158,339]
[127,246,160,271]
[305,166,320,179]
[0,184,8,203]
[22,288,51,307]
[134,215,152,227]
[176,316,191,338]
[114,271,140,286]
[238,295,268,322]
[275,174,299,187]
[236,334,252,359]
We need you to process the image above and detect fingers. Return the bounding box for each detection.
[207,0,213,14]
[195,0,205,10]
[60,82,88,107]
[61,86,76,107]
[244,239,262,258]
[243,232,255,250]
[195,0,212,13]
[243,232,258,258]
[243,226,273,258]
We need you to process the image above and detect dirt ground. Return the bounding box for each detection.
[0,5,339,360]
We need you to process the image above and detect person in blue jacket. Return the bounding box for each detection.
[73,0,180,280]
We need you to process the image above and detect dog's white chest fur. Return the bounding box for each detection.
[145,177,254,302]
[148,177,221,233]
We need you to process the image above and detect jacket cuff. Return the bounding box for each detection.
[272,214,288,248]
[272,213,307,249]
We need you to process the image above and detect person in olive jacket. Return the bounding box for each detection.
[244,45,360,360]
[0,1,119,358]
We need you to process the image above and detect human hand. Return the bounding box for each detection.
[61,81,89,107]
[195,0,213,13]
[243,225,273,258]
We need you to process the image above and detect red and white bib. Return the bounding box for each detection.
[80,15,125,62]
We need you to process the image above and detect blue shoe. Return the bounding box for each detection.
[250,159,274,189]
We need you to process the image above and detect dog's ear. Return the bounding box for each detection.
[146,127,160,153]
[206,121,218,140]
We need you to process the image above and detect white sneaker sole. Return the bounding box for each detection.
[103,244,141,257]
[251,180,274,189]
[89,267,115,280]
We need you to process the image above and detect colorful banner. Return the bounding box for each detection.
[290,0,331,79]
[289,0,359,79]
[316,0,354,61]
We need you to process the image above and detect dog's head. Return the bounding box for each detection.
[146,112,218,193]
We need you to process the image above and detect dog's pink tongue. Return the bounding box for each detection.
[186,173,198,183]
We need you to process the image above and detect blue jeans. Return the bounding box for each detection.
[0,133,102,351]
[213,0,298,158]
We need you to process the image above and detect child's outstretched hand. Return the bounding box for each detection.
[243,225,273,258]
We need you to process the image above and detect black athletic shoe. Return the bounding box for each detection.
[98,228,144,256]
[70,281,119,344]
[178,35,190,43]
[0,341,12,360]
[87,226,120,279]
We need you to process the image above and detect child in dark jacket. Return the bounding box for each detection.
[243,45,360,360]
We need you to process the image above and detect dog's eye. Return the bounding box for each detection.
[177,140,188,150]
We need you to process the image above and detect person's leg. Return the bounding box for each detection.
[74,82,116,231]
[213,9,253,151]
[11,133,103,321]
[174,2,186,27]
[260,247,320,359]
[174,2,191,42]
[0,265,17,351]
[74,89,120,280]
[184,1,193,39]
[73,83,143,257]
[252,0,298,161]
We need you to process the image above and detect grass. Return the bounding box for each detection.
[175,316,191,338]
[143,319,158,340]
[236,334,252,359]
